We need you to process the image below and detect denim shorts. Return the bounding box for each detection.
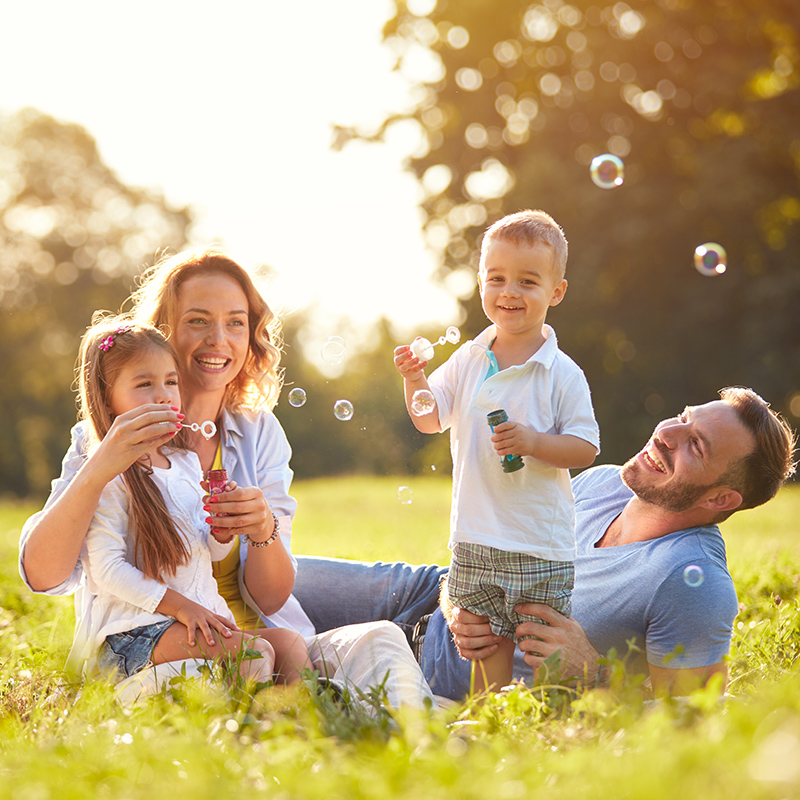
[97,620,175,681]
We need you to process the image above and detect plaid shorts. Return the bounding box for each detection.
[448,542,574,641]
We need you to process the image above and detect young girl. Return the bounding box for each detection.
[71,316,312,686]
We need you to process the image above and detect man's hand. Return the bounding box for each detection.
[514,602,602,683]
[447,606,503,661]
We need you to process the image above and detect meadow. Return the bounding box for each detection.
[1,475,799,799]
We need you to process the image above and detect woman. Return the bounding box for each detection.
[20,248,433,708]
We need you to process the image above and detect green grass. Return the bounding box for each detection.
[2,480,800,799]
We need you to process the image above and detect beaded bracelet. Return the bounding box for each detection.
[245,513,280,548]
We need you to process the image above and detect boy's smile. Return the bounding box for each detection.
[479,238,567,342]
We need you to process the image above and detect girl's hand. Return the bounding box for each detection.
[158,591,239,647]
[202,480,274,542]
[393,345,428,380]
[92,403,183,481]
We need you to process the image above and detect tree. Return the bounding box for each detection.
[277,311,453,479]
[0,108,191,498]
[338,0,800,464]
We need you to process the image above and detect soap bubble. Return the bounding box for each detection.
[410,337,435,362]
[397,486,413,504]
[693,243,727,276]
[411,389,436,416]
[590,154,625,189]
[287,387,307,407]
[683,564,705,587]
[321,336,346,365]
[333,399,354,421]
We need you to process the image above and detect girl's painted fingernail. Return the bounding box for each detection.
[203,505,211,512]
[177,412,185,420]
[205,517,213,524]
[209,496,219,503]
[175,423,183,429]
[170,406,180,411]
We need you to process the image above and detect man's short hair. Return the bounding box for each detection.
[719,387,796,517]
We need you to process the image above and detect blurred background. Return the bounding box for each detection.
[2,0,799,499]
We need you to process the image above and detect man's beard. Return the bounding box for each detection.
[621,455,712,513]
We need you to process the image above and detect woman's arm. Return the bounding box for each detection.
[215,411,299,616]
[21,406,183,593]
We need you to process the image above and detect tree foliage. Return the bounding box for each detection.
[339,0,800,464]
[0,109,191,497]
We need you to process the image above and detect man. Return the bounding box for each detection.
[293,387,796,699]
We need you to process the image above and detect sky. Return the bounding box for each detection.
[0,0,462,349]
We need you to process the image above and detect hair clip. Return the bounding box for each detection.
[99,325,133,352]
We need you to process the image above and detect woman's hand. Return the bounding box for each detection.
[92,403,183,481]
[202,480,274,542]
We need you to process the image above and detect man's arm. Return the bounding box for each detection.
[649,662,728,695]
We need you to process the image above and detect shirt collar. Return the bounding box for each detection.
[219,407,244,445]
[471,324,559,368]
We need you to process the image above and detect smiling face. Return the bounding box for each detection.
[106,346,181,418]
[479,238,567,340]
[621,400,757,513]
[171,273,250,402]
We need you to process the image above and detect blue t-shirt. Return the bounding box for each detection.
[421,465,739,699]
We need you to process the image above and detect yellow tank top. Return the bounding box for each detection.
[209,446,260,630]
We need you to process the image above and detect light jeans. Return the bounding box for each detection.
[114,621,436,711]
[293,556,446,642]
[293,556,533,700]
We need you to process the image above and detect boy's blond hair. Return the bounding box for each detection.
[480,209,568,279]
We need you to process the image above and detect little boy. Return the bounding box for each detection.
[394,209,600,692]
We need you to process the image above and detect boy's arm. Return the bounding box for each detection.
[491,424,597,469]
[393,345,442,434]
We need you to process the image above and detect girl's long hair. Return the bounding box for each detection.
[128,248,283,411]
[78,315,191,581]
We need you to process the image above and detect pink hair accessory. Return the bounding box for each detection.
[99,324,133,352]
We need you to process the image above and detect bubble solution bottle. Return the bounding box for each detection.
[486,410,524,473]
[206,469,228,496]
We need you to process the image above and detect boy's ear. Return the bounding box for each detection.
[549,279,568,307]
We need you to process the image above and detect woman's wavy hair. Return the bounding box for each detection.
[128,248,283,411]
[77,315,191,580]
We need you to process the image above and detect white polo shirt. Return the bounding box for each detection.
[429,324,600,561]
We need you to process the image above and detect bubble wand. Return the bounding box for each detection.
[183,420,217,440]
[409,326,461,362]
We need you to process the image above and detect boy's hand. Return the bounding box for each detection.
[393,345,428,380]
[490,420,538,458]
